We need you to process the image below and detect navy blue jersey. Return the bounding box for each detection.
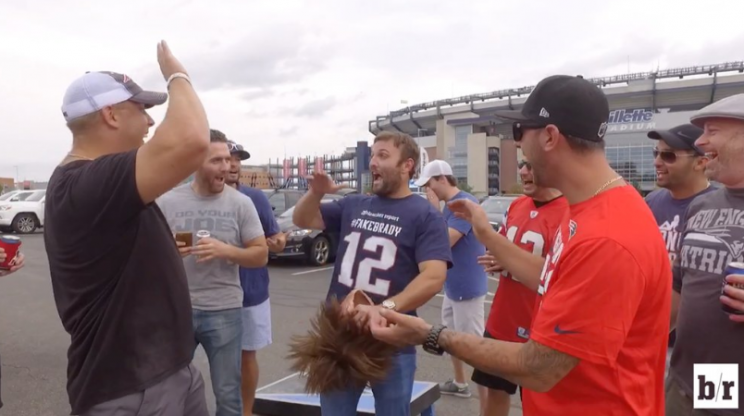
[320,194,452,313]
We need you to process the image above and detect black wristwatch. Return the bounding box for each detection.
[423,324,447,356]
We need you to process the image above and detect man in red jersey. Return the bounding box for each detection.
[471,158,566,416]
[368,75,671,416]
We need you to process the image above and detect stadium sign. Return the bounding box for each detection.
[606,108,656,133]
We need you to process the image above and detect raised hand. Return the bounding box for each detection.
[307,172,343,196]
[157,40,188,81]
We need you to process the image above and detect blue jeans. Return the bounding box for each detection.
[320,353,435,416]
[192,308,243,416]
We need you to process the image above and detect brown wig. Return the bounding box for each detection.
[287,291,399,395]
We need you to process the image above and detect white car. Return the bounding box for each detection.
[0,190,46,234]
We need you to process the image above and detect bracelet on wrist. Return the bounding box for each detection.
[166,72,191,88]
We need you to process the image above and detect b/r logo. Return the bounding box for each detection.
[694,363,739,409]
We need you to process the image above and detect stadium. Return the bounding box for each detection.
[368,61,744,196]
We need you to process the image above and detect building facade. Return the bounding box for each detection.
[368,62,744,197]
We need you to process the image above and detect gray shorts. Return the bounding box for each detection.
[441,294,485,336]
[241,298,272,351]
[80,363,207,416]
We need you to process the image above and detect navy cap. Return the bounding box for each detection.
[647,124,704,155]
[227,141,250,160]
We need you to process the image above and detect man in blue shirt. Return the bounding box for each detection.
[293,131,452,416]
[226,140,286,416]
[415,160,487,402]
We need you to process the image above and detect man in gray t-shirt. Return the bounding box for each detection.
[667,96,744,416]
[645,123,715,352]
[157,130,268,416]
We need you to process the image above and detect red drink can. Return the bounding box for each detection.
[0,235,22,270]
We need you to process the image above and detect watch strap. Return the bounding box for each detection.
[423,324,447,355]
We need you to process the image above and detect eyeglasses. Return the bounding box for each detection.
[518,161,532,170]
[512,122,546,142]
[652,148,697,164]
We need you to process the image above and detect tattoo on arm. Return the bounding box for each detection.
[517,340,579,390]
[437,331,578,392]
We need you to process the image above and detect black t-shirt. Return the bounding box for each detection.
[44,150,195,414]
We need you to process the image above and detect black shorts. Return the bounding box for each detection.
[471,331,522,398]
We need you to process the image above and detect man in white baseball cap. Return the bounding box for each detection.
[416,160,488,404]
[45,41,211,416]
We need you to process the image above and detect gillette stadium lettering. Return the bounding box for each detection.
[606,109,655,132]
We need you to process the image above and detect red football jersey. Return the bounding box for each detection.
[523,185,670,416]
[486,195,568,343]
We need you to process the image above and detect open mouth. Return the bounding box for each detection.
[706,151,719,161]
[523,180,534,186]
[656,170,668,179]
[372,172,382,183]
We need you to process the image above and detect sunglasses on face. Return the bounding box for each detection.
[518,161,532,170]
[652,148,697,164]
[512,122,547,142]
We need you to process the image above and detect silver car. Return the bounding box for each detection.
[481,195,518,231]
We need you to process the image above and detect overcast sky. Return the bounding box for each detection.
[1,0,743,181]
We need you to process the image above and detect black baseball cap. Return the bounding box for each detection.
[227,140,251,160]
[493,75,610,142]
[647,124,704,155]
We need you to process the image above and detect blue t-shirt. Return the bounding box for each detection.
[238,185,281,307]
[443,191,488,300]
[320,193,452,323]
[645,186,717,265]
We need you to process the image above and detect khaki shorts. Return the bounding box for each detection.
[441,294,485,335]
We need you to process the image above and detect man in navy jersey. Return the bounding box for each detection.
[293,131,452,416]
[224,138,286,416]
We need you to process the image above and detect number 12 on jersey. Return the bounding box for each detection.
[338,231,396,297]
[502,226,545,282]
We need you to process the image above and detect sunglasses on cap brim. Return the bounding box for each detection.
[652,148,699,164]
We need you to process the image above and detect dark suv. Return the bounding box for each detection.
[271,193,345,266]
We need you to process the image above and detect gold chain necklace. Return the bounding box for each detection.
[65,152,94,161]
[594,176,624,197]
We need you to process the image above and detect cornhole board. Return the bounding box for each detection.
[253,372,440,416]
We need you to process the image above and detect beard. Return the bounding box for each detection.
[226,172,240,185]
[373,172,402,197]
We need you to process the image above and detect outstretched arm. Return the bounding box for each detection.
[438,331,579,392]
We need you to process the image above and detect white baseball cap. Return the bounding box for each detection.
[414,159,453,187]
[61,71,168,122]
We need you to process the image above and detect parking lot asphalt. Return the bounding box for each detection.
[0,233,522,416]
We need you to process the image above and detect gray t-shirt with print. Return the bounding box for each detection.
[670,186,744,416]
[645,186,717,264]
[157,184,264,311]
